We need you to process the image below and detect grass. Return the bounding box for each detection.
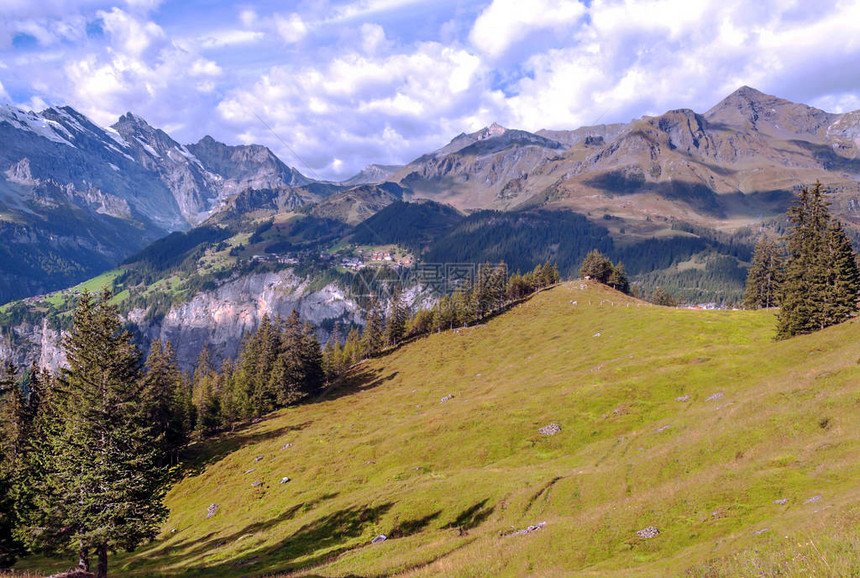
[43,269,124,307]
[15,281,860,576]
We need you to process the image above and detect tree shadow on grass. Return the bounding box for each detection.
[182,421,312,476]
[317,366,399,404]
[444,499,495,535]
[130,492,342,571]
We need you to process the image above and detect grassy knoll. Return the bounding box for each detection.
[17,281,860,576]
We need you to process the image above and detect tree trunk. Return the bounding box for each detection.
[77,547,89,571]
[97,543,108,578]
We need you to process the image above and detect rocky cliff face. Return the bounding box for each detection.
[0,270,363,373]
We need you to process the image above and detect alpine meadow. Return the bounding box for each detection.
[2,0,860,576]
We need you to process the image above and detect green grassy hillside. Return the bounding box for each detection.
[19,281,860,576]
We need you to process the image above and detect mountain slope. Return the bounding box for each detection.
[22,281,858,576]
[393,123,566,209]
[0,105,311,304]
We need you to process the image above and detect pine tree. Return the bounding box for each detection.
[606,262,630,294]
[384,286,408,347]
[743,237,784,309]
[651,287,677,307]
[23,290,167,577]
[0,363,24,568]
[192,347,221,433]
[776,183,857,338]
[362,296,385,357]
[144,340,190,466]
[579,250,613,282]
[824,219,860,325]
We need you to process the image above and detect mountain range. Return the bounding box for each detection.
[2,86,859,308]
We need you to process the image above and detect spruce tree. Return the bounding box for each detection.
[362,296,385,357]
[777,183,857,338]
[743,237,784,309]
[0,363,23,568]
[23,290,167,578]
[144,340,191,466]
[384,286,408,347]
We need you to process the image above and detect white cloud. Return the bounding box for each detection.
[470,0,586,58]
[218,41,499,177]
[98,7,165,57]
[198,29,265,49]
[0,80,9,101]
[361,23,386,54]
[275,13,308,44]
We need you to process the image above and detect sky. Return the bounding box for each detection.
[1,0,859,181]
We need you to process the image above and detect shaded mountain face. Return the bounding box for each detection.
[393,123,566,209]
[0,104,310,304]
[308,182,409,225]
[394,87,860,230]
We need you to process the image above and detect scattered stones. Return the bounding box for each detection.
[245,468,256,474]
[254,456,264,462]
[705,392,724,401]
[440,394,455,403]
[206,503,218,518]
[654,425,671,433]
[505,521,546,537]
[371,534,387,544]
[636,526,660,539]
[280,477,291,484]
[281,443,293,449]
[773,498,789,505]
[804,495,822,504]
[539,423,562,436]
[251,417,262,424]
[593,332,601,337]
[754,527,770,536]
[675,395,690,402]
[714,402,734,411]
[251,481,263,488]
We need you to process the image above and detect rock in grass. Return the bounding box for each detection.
[371,534,387,544]
[773,498,788,505]
[280,477,291,484]
[251,481,263,487]
[206,503,218,518]
[440,394,454,403]
[254,456,263,462]
[636,526,660,539]
[675,395,690,402]
[539,423,561,436]
[804,495,822,504]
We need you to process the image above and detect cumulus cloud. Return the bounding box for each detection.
[0,0,859,181]
[218,41,500,177]
[274,13,308,44]
[470,0,587,58]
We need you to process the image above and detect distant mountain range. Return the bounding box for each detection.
[2,86,859,304]
[392,87,860,227]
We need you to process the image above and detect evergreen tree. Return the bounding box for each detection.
[777,183,857,338]
[743,238,784,309]
[606,262,629,294]
[21,290,167,577]
[384,286,408,347]
[824,219,860,325]
[362,296,385,357]
[579,249,614,282]
[651,287,677,307]
[0,363,23,568]
[144,340,191,466]
[192,347,221,434]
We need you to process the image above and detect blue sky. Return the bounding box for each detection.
[1,0,859,180]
